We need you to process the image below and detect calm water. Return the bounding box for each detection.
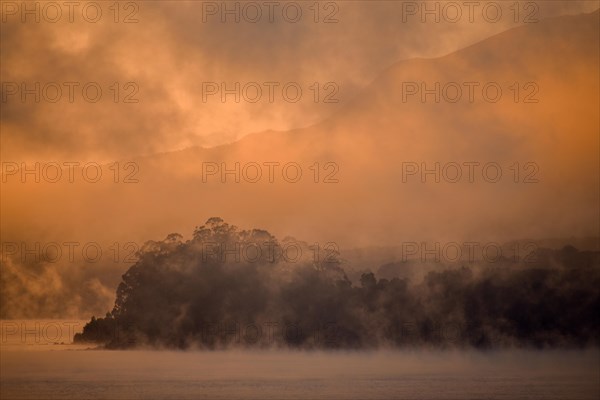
[0,321,598,399]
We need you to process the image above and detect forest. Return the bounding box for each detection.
[74,218,600,349]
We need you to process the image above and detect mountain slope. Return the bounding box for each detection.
[2,10,598,248]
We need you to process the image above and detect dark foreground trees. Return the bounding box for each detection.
[75,218,600,349]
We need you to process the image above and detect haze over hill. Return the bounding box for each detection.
[2,3,600,400]
[2,1,598,161]
[1,10,599,319]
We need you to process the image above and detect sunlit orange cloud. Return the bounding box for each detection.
[1,1,598,161]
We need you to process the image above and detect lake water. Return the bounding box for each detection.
[1,321,598,399]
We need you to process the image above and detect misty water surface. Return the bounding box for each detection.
[1,339,598,400]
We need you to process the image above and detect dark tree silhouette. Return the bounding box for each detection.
[75,219,600,349]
